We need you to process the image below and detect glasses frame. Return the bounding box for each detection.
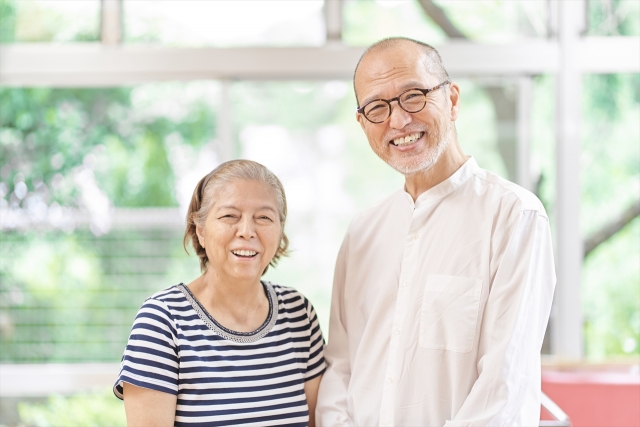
[356,81,451,124]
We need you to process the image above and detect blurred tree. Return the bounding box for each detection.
[588,0,640,36]
[0,0,16,42]
[18,388,126,426]
[0,0,100,43]
[0,86,219,213]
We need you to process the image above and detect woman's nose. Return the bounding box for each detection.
[236,217,256,239]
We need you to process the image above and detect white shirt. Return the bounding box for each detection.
[316,158,556,427]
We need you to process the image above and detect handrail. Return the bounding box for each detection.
[540,391,571,427]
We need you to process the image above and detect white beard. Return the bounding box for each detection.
[387,121,452,176]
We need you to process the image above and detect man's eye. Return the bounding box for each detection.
[367,103,385,113]
[403,92,424,101]
[258,216,273,221]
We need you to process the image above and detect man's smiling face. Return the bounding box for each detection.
[354,43,459,176]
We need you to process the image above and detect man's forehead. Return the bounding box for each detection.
[355,51,438,103]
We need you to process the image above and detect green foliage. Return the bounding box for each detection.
[588,0,640,36]
[0,0,16,42]
[1,231,107,362]
[18,388,126,427]
[342,0,445,46]
[581,74,640,237]
[436,0,544,39]
[583,218,640,357]
[580,73,640,359]
[0,228,200,363]
[2,88,125,206]
[0,85,218,209]
[528,72,639,358]
[0,0,100,43]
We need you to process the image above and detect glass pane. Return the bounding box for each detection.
[0,77,532,363]
[0,83,221,362]
[0,228,199,363]
[123,0,325,46]
[587,0,640,36]
[434,0,550,40]
[0,0,100,43]
[581,73,640,359]
[530,75,557,234]
[343,0,446,46]
[343,0,549,46]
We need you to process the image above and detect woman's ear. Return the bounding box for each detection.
[195,224,205,248]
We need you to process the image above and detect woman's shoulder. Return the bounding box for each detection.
[266,281,317,315]
[268,281,305,301]
[145,284,186,302]
[139,284,190,314]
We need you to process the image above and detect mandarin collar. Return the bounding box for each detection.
[401,157,479,208]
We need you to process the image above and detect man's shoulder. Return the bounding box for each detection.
[471,167,547,219]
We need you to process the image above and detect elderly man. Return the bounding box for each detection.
[316,37,556,427]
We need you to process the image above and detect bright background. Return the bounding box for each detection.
[0,1,638,426]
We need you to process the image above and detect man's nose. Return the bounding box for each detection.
[388,101,412,129]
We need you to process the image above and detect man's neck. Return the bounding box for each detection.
[404,139,467,202]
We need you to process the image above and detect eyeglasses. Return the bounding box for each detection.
[356,81,450,124]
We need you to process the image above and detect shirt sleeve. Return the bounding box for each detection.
[113,297,179,400]
[316,233,355,426]
[305,298,327,381]
[446,209,556,427]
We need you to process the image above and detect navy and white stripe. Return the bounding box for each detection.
[114,281,326,426]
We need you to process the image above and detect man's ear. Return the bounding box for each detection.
[449,82,461,121]
[356,112,366,131]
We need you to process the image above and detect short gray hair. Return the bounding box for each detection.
[184,159,289,273]
[353,37,450,106]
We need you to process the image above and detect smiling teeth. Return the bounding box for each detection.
[393,132,422,146]
[233,250,257,257]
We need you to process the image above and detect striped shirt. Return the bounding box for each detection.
[114,281,326,426]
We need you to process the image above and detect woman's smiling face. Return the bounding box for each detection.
[196,179,282,284]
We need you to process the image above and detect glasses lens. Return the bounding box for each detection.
[364,101,390,123]
[399,90,426,113]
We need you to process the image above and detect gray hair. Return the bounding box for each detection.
[353,37,450,106]
[184,159,289,273]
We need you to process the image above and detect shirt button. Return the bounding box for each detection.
[401,281,409,288]
[408,232,418,241]
[394,328,401,336]
[387,376,394,384]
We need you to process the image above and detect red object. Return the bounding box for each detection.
[542,368,640,427]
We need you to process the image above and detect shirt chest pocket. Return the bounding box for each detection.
[419,275,483,353]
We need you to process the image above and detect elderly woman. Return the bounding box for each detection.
[113,160,325,426]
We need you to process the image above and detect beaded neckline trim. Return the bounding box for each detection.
[178,282,278,344]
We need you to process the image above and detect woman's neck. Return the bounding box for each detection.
[187,271,269,333]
